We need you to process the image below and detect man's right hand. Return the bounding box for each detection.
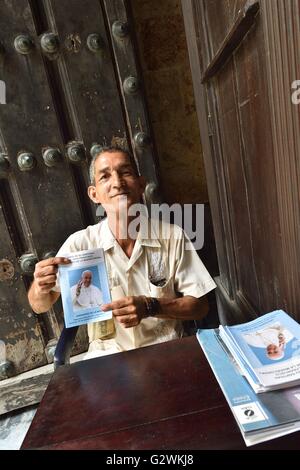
[33,257,71,295]
[76,279,83,296]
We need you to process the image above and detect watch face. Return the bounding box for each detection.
[150,297,160,316]
[144,297,160,317]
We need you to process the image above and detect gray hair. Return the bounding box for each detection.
[89,145,139,184]
[82,270,92,277]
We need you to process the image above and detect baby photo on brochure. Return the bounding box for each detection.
[58,248,112,328]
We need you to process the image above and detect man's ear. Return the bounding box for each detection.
[88,185,98,203]
[138,175,147,193]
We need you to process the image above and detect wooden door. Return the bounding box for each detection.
[0,0,159,378]
[182,0,300,324]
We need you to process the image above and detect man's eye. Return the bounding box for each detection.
[99,175,108,182]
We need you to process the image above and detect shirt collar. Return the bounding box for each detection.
[99,218,116,251]
[99,215,161,251]
[138,215,161,247]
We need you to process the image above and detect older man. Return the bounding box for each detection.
[243,323,294,361]
[28,146,216,355]
[71,270,103,310]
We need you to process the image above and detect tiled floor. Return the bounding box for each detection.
[0,406,37,450]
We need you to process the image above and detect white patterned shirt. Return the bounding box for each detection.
[54,217,216,353]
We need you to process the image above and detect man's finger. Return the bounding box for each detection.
[39,282,56,293]
[101,303,113,311]
[38,275,57,285]
[102,297,129,311]
[37,257,71,268]
[35,266,58,278]
[115,313,136,324]
[112,307,131,317]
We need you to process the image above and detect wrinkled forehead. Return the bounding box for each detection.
[96,151,131,167]
[95,151,138,175]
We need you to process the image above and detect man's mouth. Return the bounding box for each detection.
[111,192,129,198]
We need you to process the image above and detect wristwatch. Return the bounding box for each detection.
[144,297,161,317]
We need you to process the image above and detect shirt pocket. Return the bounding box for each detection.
[148,276,176,299]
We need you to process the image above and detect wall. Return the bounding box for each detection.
[131,0,208,204]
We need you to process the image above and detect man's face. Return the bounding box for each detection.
[267,343,283,359]
[88,151,146,215]
[82,272,92,287]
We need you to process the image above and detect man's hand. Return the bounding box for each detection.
[76,279,83,296]
[28,257,71,313]
[278,333,285,347]
[33,257,71,296]
[102,296,147,328]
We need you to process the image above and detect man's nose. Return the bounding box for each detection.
[111,171,123,187]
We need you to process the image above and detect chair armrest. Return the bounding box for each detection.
[54,326,79,369]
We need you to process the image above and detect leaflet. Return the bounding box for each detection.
[219,310,300,391]
[197,328,300,446]
[58,248,112,328]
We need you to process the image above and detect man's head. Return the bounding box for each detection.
[266,343,285,360]
[82,270,92,287]
[88,146,146,215]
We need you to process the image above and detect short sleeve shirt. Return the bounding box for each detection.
[53,216,216,352]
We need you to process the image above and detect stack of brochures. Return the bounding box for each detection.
[197,310,300,446]
[219,310,300,393]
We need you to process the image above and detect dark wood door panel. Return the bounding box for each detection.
[103,0,160,184]
[182,0,290,323]
[48,0,127,150]
[0,0,85,256]
[233,19,283,313]
[215,60,258,307]
[203,0,248,59]
[0,180,47,375]
[213,15,284,314]
[205,89,235,298]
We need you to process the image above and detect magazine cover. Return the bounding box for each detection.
[58,248,112,328]
[197,328,300,446]
[220,310,300,390]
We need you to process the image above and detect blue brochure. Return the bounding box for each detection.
[58,248,112,328]
[219,310,300,391]
[197,328,300,446]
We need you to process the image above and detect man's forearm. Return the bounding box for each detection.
[28,282,60,313]
[156,295,209,321]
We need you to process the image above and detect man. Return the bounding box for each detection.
[71,270,103,310]
[243,323,294,361]
[28,146,216,355]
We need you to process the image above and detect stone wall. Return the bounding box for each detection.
[131,0,208,204]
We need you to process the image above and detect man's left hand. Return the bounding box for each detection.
[102,296,147,328]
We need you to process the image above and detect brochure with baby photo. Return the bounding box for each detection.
[219,310,300,392]
[58,248,112,328]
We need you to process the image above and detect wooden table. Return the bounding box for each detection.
[21,336,300,450]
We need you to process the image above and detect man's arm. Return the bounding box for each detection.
[28,257,70,313]
[102,295,209,328]
[154,295,208,321]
